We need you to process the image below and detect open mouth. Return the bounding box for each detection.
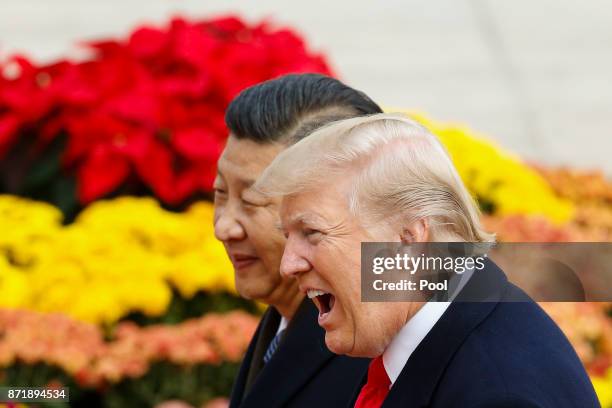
[307,289,336,319]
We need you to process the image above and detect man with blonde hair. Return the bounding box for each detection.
[255,113,598,408]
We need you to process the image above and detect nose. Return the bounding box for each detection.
[280,236,311,278]
[214,206,246,242]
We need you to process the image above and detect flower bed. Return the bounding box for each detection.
[0,196,237,325]
[0,16,331,216]
[0,309,258,406]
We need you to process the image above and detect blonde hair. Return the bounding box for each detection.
[255,113,495,243]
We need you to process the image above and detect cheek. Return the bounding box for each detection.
[335,261,375,353]
[246,209,285,261]
[315,242,362,308]
[336,258,362,302]
[343,293,365,331]
[331,262,362,325]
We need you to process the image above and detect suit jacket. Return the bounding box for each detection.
[350,260,600,408]
[230,299,369,408]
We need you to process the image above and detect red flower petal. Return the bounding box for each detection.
[129,27,168,59]
[171,21,218,67]
[2,15,334,205]
[77,146,130,203]
[104,91,161,127]
[134,140,175,201]
[171,127,223,161]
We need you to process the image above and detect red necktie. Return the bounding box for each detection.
[354,356,391,408]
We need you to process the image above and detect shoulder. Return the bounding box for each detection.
[433,299,599,407]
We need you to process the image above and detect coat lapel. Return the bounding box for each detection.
[241,299,335,407]
[244,308,281,394]
[375,260,510,407]
[229,307,280,408]
[347,371,368,408]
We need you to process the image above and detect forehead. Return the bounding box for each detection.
[280,182,352,227]
[217,135,285,181]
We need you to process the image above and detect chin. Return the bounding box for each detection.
[326,326,385,358]
[324,331,352,356]
[235,280,274,302]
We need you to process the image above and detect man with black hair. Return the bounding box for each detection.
[213,73,381,407]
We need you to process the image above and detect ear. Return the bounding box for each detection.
[400,218,429,243]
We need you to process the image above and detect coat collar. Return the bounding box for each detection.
[241,299,335,407]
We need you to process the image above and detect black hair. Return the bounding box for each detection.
[225,73,382,143]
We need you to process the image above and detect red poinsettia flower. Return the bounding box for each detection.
[0,15,333,205]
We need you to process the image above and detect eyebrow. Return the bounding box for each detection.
[286,212,328,228]
[215,169,256,188]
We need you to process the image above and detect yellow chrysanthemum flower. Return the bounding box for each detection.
[0,196,235,325]
[383,111,574,223]
[592,368,612,408]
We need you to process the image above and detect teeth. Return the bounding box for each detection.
[307,289,327,299]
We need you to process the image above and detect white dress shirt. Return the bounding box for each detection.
[382,267,474,385]
[382,301,450,385]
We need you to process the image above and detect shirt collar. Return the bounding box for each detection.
[382,301,450,385]
[276,316,289,335]
[381,265,474,385]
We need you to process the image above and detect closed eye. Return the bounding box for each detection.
[242,198,266,208]
[303,228,323,239]
[241,190,268,207]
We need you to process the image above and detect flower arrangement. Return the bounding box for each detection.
[0,309,257,385]
[403,112,575,224]
[541,303,612,408]
[592,367,612,408]
[536,167,612,240]
[483,167,612,242]
[539,303,612,372]
[0,309,258,406]
[482,214,576,242]
[0,195,236,325]
[0,16,331,213]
